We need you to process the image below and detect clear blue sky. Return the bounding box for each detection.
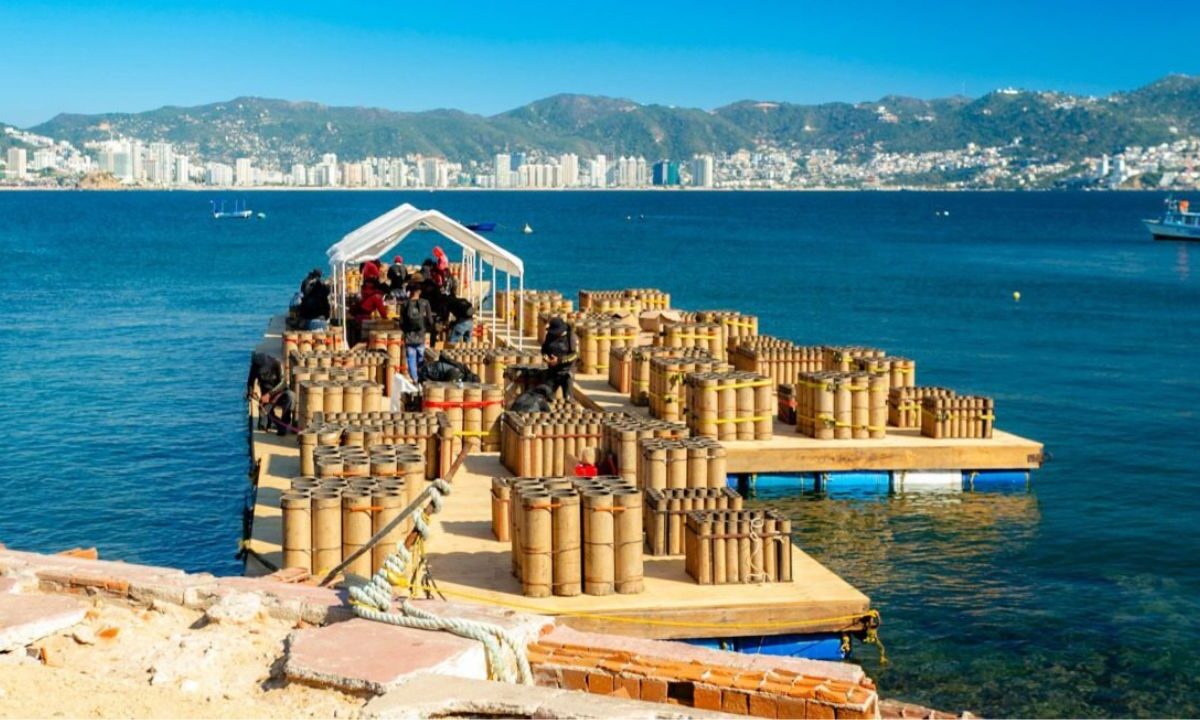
[1,0,1192,127]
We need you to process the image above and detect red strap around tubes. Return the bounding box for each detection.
[422,399,503,410]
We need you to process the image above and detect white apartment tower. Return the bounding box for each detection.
[559,153,579,187]
[591,154,607,188]
[494,153,512,188]
[6,147,27,179]
[235,158,254,186]
[32,148,55,172]
[174,156,191,185]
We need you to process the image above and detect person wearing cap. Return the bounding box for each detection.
[540,317,578,401]
[387,256,408,292]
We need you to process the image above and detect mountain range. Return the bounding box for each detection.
[15,75,1200,167]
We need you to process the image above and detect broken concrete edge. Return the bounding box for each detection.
[364,671,737,719]
[1,547,941,716]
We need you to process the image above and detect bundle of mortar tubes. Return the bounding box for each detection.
[729,336,824,389]
[281,328,343,366]
[574,317,640,375]
[920,395,995,439]
[289,348,391,386]
[503,475,643,598]
[608,345,635,395]
[520,291,573,337]
[887,386,955,428]
[500,406,607,477]
[683,310,760,361]
[280,444,425,577]
[684,508,793,585]
[536,310,602,343]
[683,370,774,441]
[637,436,727,492]
[299,410,445,480]
[295,375,385,430]
[794,371,888,440]
[629,345,712,407]
[421,381,504,456]
[647,353,730,423]
[579,287,671,313]
[644,487,742,557]
[600,413,690,487]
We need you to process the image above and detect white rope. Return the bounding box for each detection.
[348,478,533,684]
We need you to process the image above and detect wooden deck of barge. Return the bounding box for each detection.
[573,375,1044,473]
[245,431,873,639]
[244,311,1042,640]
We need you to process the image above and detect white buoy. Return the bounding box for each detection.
[523,223,533,235]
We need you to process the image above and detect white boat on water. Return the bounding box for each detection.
[1143,197,1200,241]
[211,200,254,220]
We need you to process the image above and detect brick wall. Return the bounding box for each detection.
[528,639,879,719]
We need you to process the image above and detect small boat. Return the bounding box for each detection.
[1144,196,1200,241]
[522,223,533,235]
[211,200,253,220]
[466,222,495,232]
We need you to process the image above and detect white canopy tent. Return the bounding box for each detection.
[326,203,526,345]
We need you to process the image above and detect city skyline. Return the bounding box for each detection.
[1,1,1194,127]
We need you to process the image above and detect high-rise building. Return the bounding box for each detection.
[32,148,55,172]
[494,153,511,188]
[591,154,607,188]
[652,160,680,187]
[5,147,27,179]
[635,157,648,187]
[421,158,448,188]
[559,153,579,187]
[388,160,407,188]
[690,154,714,188]
[206,163,234,186]
[130,141,145,182]
[235,158,254,186]
[148,142,174,184]
[174,156,191,185]
[291,164,307,187]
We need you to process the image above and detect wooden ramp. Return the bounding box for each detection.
[573,375,1044,474]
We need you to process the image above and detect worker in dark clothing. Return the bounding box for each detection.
[540,317,578,402]
[447,295,475,344]
[400,281,436,383]
[246,351,294,435]
[418,349,480,383]
[387,255,408,293]
[297,278,331,330]
[510,383,553,413]
[300,268,323,296]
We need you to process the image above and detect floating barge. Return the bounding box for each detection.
[242,203,1043,659]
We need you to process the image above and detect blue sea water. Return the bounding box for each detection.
[1,190,1197,717]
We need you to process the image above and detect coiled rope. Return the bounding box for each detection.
[346,477,533,684]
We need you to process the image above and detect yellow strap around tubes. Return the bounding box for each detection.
[710,414,773,424]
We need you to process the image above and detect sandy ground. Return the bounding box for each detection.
[0,595,365,719]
